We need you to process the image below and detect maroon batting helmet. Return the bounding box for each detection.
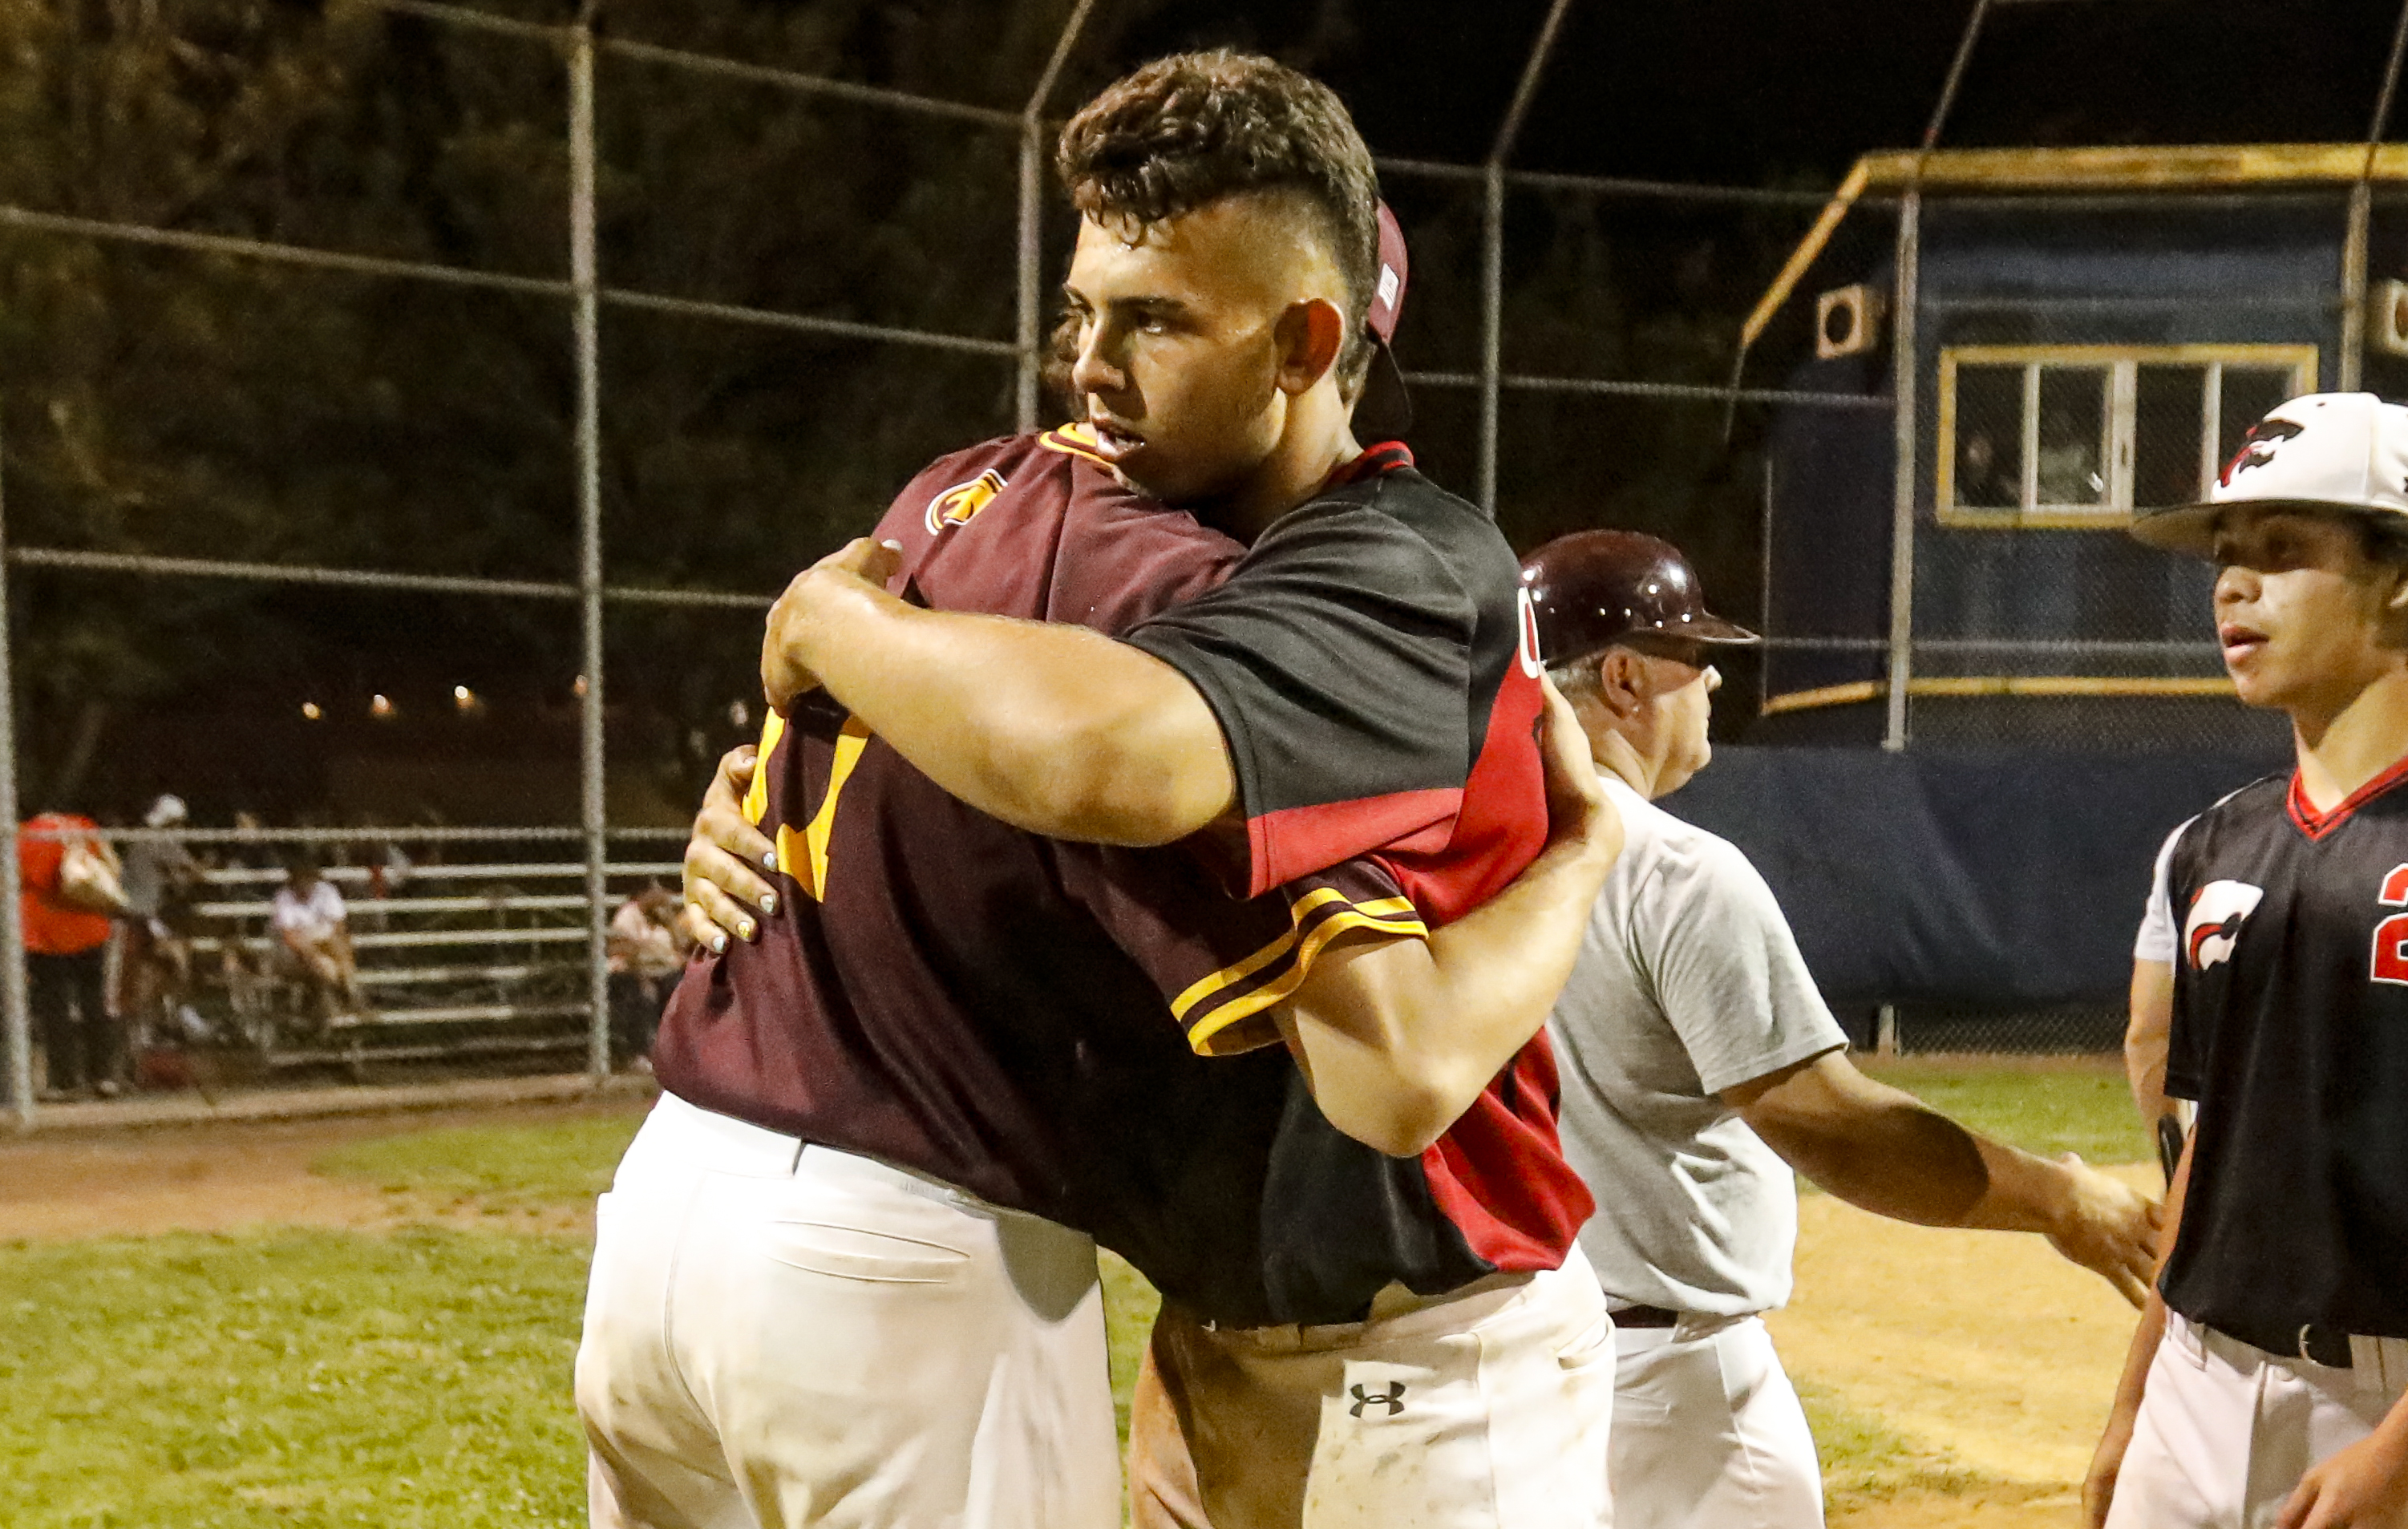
[1520,530,1758,669]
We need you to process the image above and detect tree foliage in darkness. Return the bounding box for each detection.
[0,0,1783,815]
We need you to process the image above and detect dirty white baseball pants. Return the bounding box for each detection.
[1606,1313,1823,1529]
[1127,1245,1618,1529]
[2106,1310,2408,1529]
[576,1092,1120,1529]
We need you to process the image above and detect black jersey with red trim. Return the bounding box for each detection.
[1123,439,1549,913]
[652,427,1588,1325]
[2159,763,2408,1346]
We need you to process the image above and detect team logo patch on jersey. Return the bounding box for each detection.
[2184,880,2264,971]
[924,469,1006,535]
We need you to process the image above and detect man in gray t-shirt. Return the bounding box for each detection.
[117,794,202,1038]
[1522,532,2162,1529]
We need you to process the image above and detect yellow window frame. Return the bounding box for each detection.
[1936,343,2320,529]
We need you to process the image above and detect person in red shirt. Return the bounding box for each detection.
[18,810,118,1096]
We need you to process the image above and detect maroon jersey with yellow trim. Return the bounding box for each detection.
[652,427,1588,1325]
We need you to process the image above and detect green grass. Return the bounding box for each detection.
[1099,1251,1160,1446]
[11,1064,2144,1523]
[1795,1378,1997,1510]
[0,1227,590,1529]
[1861,1058,2151,1166]
[313,1113,646,1212]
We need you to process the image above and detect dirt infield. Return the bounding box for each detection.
[0,1097,637,1240]
[0,1098,2150,1527]
[1768,1163,2161,1527]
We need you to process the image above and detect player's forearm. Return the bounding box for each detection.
[2111,1290,2167,1422]
[2099,1131,2191,1437]
[786,579,1235,845]
[1754,1061,2101,1235]
[1955,1135,2100,1235]
[2366,1389,2408,1480]
[2126,961,2174,1129]
[1761,1085,1996,1227]
[1281,826,1621,1156]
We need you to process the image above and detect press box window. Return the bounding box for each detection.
[1939,346,2317,528]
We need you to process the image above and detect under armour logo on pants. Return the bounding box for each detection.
[1349,1381,1406,1418]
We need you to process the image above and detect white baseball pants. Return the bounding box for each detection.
[1606,1314,1823,1529]
[1127,1245,1619,1529]
[2106,1310,2408,1529]
[576,1092,1120,1529]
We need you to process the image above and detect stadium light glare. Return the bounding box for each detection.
[370,694,397,719]
[301,702,322,721]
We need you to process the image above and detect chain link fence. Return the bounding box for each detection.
[1,0,1924,1121]
[13,0,2406,1104]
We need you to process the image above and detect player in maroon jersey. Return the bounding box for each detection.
[585,52,1621,1529]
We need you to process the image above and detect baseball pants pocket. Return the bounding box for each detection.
[1606,1316,1823,1529]
[577,1094,1119,1529]
[1312,1251,1615,1529]
[1135,1249,1614,1529]
[2104,1313,2402,1529]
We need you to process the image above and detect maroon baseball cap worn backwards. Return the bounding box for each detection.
[1353,202,1414,440]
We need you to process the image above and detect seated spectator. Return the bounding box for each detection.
[19,808,123,1098]
[605,884,684,1066]
[270,855,366,1029]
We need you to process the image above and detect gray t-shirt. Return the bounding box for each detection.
[1550,775,1849,1317]
[2133,818,2191,965]
[120,839,198,920]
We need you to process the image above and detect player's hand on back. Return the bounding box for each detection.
[763,538,905,711]
[2043,1153,2163,1309]
[682,745,780,953]
[1536,673,1623,864]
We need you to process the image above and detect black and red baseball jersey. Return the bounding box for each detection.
[651,425,1589,1325]
[2160,764,2408,1349]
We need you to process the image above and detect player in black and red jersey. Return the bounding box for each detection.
[2086,394,2408,1529]
[578,52,1623,1529]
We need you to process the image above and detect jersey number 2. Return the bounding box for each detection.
[743,710,872,903]
[2371,864,2408,985]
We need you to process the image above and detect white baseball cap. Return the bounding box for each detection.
[2129,391,2408,557]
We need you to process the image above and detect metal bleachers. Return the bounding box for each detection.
[182,857,682,1067]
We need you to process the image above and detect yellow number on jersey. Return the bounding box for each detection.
[744,709,871,903]
[779,717,872,902]
[742,711,785,827]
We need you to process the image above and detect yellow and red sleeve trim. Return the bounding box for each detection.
[1172,888,1428,1058]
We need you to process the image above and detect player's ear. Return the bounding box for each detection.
[2385,567,2408,616]
[1596,647,1648,719]
[2379,563,2408,642]
[1273,297,1346,397]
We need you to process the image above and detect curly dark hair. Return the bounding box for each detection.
[1056,50,1382,391]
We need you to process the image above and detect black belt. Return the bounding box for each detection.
[1612,1305,1684,1329]
[2211,1318,2353,1369]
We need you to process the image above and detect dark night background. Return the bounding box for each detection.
[2,0,2400,823]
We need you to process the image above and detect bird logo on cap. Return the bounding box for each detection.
[2220,419,2308,487]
